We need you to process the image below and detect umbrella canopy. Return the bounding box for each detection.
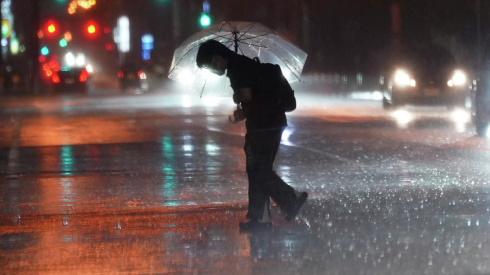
[168,21,308,97]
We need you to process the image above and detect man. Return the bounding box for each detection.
[196,40,308,231]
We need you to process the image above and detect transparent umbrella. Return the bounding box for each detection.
[168,21,308,97]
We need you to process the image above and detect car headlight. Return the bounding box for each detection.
[450,70,466,86]
[394,69,416,87]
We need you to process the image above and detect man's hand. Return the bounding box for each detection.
[233,88,252,104]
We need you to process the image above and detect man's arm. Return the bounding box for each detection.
[233,88,252,104]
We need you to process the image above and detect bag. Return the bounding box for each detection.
[254,58,296,112]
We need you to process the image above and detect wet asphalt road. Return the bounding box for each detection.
[1,86,490,274]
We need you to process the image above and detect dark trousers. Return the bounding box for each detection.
[244,127,297,221]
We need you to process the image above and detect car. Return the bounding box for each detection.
[50,67,91,93]
[118,63,149,93]
[382,44,471,110]
[472,62,490,136]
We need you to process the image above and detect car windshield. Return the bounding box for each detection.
[397,45,457,75]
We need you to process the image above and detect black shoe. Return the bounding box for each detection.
[239,220,272,232]
[245,212,252,220]
[285,192,308,221]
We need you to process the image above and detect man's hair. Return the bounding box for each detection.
[196,40,233,68]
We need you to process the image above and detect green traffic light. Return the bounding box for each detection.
[200,14,211,27]
[1,24,9,38]
[41,46,49,55]
[59,38,67,47]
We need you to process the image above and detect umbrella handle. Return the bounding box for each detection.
[229,104,243,124]
[229,115,240,124]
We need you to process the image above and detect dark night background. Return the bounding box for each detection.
[3,0,488,76]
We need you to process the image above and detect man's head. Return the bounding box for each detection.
[196,40,233,76]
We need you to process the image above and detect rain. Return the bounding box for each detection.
[2,0,490,274]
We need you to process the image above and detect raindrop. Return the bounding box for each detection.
[115,222,122,230]
[62,218,68,226]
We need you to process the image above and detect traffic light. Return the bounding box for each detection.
[41,46,49,55]
[47,24,56,34]
[59,39,67,47]
[64,32,72,42]
[44,20,59,36]
[200,14,211,27]
[87,24,96,34]
[1,20,10,38]
[84,21,98,38]
[199,1,211,27]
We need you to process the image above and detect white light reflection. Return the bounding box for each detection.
[85,64,93,73]
[201,68,221,80]
[76,53,85,66]
[282,67,291,79]
[182,95,191,108]
[281,128,293,146]
[391,109,413,128]
[451,108,470,124]
[455,123,466,133]
[65,52,75,66]
[206,144,220,156]
[178,69,194,84]
[350,91,383,100]
[203,96,220,107]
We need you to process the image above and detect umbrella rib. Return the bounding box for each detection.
[200,79,207,98]
[218,22,226,32]
[224,41,235,49]
[237,33,270,41]
[254,41,302,81]
[238,22,257,40]
[237,43,245,55]
[169,32,233,76]
[237,41,267,48]
[211,33,234,42]
[168,42,203,76]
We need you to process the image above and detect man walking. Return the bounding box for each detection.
[196,40,308,231]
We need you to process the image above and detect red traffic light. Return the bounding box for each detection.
[48,24,56,33]
[87,24,96,34]
[44,20,59,36]
[84,21,99,37]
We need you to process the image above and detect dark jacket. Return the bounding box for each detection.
[226,54,287,132]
